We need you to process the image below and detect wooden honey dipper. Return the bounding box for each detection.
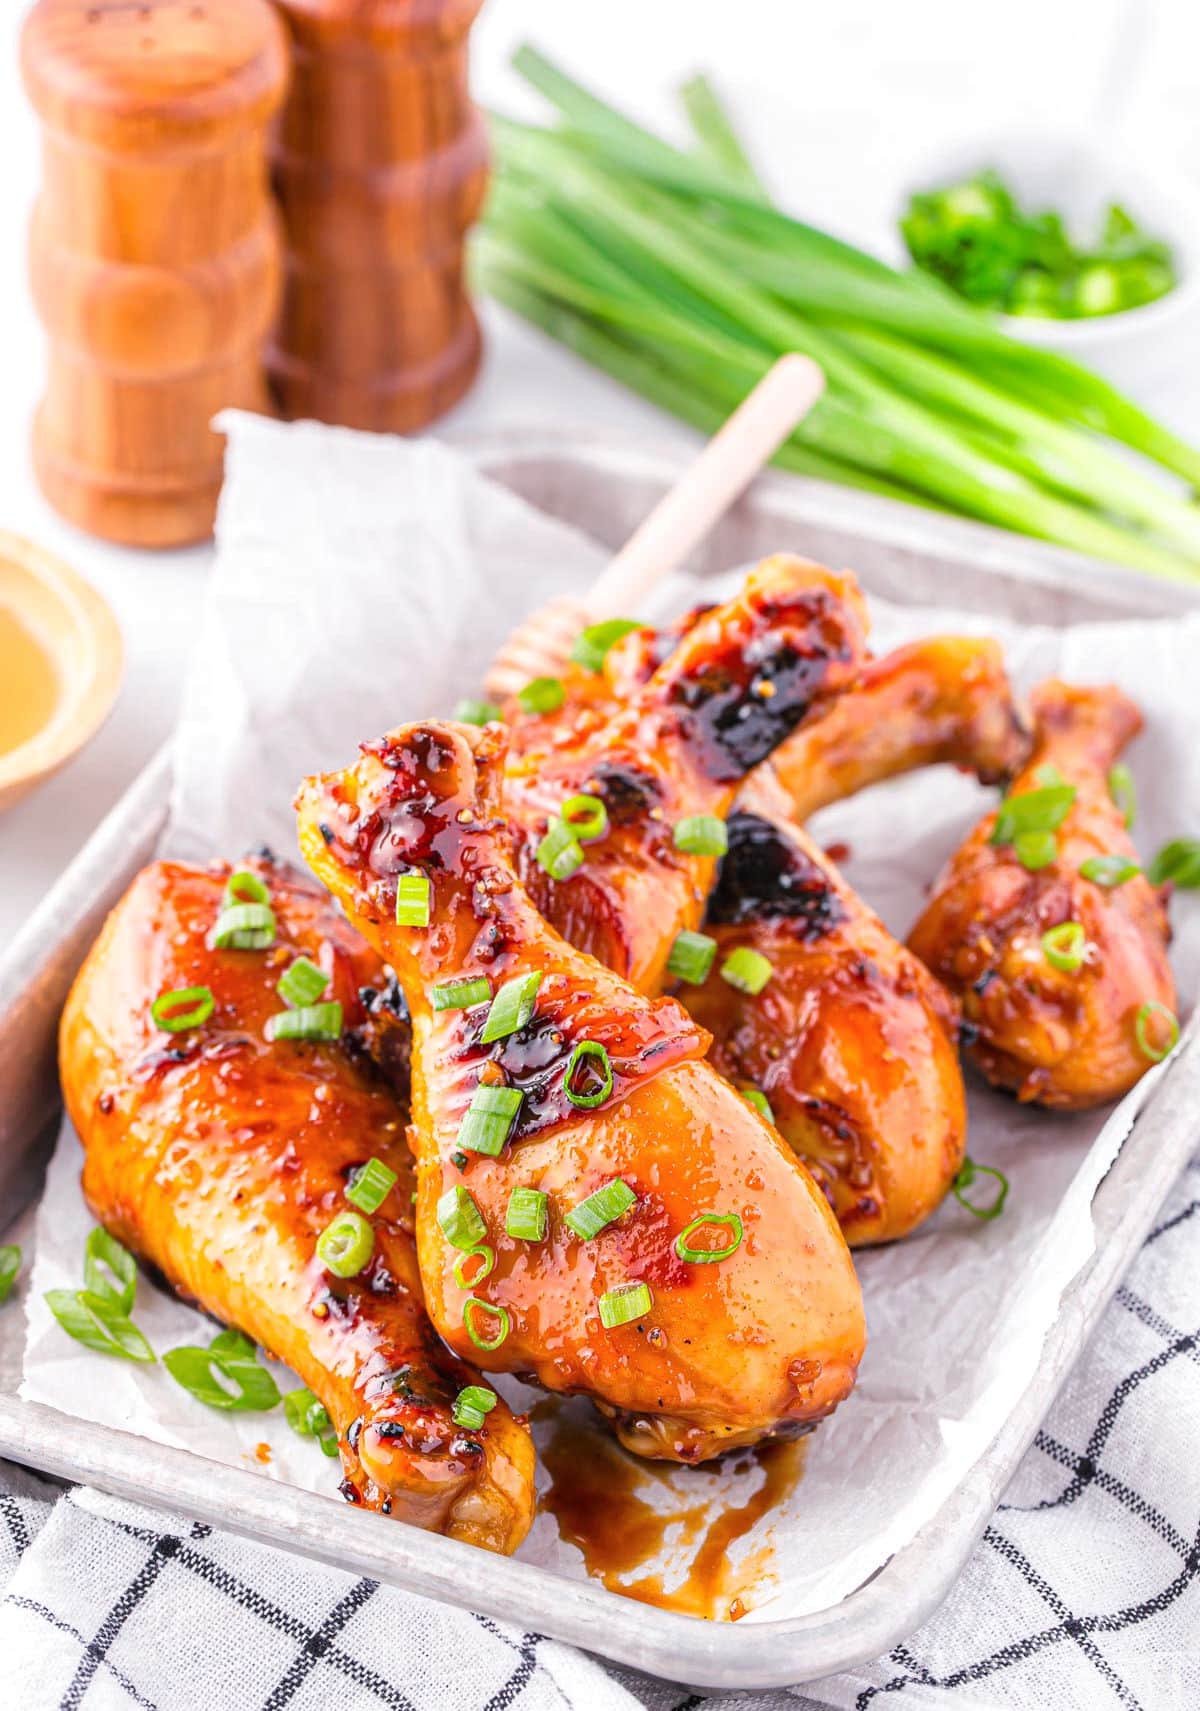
[485,355,825,701]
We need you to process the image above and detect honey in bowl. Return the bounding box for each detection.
[0,604,60,758]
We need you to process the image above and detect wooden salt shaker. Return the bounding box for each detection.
[267,0,489,432]
[21,0,289,548]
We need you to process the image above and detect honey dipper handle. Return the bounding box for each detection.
[584,353,825,619]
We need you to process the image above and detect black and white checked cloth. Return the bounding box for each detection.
[2,1152,1197,1711]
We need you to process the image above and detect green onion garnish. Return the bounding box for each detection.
[84,1227,137,1314]
[1079,855,1141,888]
[284,1387,339,1457]
[1108,763,1137,828]
[463,1296,511,1351]
[44,1289,156,1363]
[518,676,565,716]
[951,1157,1009,1221]
[452,1383,498,1430]
[458,1084,523,1156]
[674,1211,744,1263]
[673,814,728,857]
[991,783,1076,848]
[453,1244,495,1289]
[316,1210,374,1278]
[164,1328,280,1413]
[346,1157,397,1215]
[741,1087,773,1122]
[454,698,502,726]
[224,869,270,908]
[598,1281,653,1329]
[277,956,329,1009]
[564,1039,614,1108]
[570,618,641,672]
[0,1244,20,1305]
[720,947,773,995]
[151,986,214,1033]
[1013,829,1058,872]
[1041,922,1088,973]
[561,793,608,842]
[565,1178,636,1240]
[1034,764,1066,787]
[536,818,585,881]
[1148,838,1200,888]
[437,1183,487,1250]
[395,873,431,927]
[505,1186,548,1242]
[265,1001,343,1042]
[432,976,491,1012]
[1135,1001,1180,1063]
[665,929,717,985]
[480,971,543,1044]
[210,902,276,951]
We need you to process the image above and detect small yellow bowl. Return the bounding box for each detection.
[0,532,123,815]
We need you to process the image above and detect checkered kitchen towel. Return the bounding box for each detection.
[1,1154,1197,1711]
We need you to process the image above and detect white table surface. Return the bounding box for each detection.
[2,0,1199,949]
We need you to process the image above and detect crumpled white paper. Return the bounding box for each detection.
[21,412,1200,1624]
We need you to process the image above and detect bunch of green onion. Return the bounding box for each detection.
[476,46,1200,584]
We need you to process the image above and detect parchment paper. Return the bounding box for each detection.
[22,412,1200,1621]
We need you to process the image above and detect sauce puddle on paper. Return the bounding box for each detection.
[0,605,60,757]
[537,1402,807,1619]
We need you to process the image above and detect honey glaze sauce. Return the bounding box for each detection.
[536,1400,807,1620]
[0,605,59,757]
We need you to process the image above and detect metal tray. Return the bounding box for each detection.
[2,434,1198,1691]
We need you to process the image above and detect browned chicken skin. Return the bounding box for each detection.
[908,681,1177,1109]
[683,771,967,1245]
[297,721,866,1463]
[504,556,870,995]
[59,856,535,1553]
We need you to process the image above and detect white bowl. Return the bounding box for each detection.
[896,132,1200,396]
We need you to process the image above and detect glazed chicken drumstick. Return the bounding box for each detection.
[60,855,535,1552]
[297,721,866,1463]
[683,770,967,1246]
[908,681,1177,1109]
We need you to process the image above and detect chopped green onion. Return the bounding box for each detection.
[458,1084,523,1156]
[266,1001,343,1042]
[44,1289,156,1363]
[1014,829,1058,871]
[598,1281,653,1329]
[481,972,543,1044]
[277,956,329,1009]
[673,814,728,857]
[518,676,565,715]
[570,618,641,672]
[437,1183,487,1250]
[666,929,717,985]
[674,1211,744,1263]
[991,783,1076,848]
[316,1210,374,1278]
[505,1186,548,1242]
[84,1227,137,1314]
[1041,921,1088,973]
[224,869,270,908]
[151,986,214,1033]
[564,1040,614,1109]
[1135,1001,1180,1063]
[565,1178,636,1240]
[561,793,608,842]
[720,946,773,995]
[432,976,491,1012]
[210,902,276,951]
[951,1157,1009,1221]
[1034,764,1066,787]
[454,698,502,726]
[0,1244,21,1305]
[1108,763,1137,828]
[463,1296,511,1351]
[536,818,585,880]
[453,1244,496,1289]
[740,1087,773,1122]
[164,1329,281,1412]
[284,1387,339,1456]
[346,1157,397,1215]
[1148,838,1200,888]
[395,873,431,927]
[1079,855,1141,888]
[452,1383,499,1430]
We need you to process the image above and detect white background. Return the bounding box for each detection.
[3,0,1200,945]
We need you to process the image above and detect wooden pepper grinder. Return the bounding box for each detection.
[21,0,290,548]
[267,0,489,432]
